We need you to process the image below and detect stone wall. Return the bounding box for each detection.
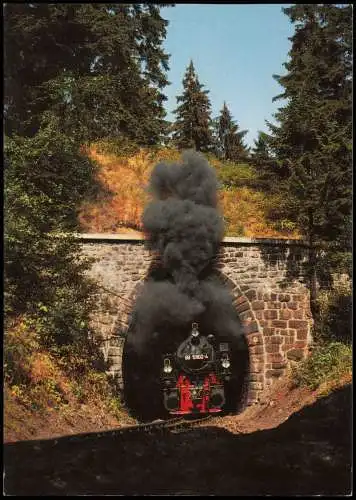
[78,234,313,405]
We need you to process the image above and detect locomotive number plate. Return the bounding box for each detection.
[184,354,209,360]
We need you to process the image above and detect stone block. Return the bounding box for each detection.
[249,345,264,355]
[254,310,264,320]
[249,373,264,382]
[265,344,281,353]
[287,348,305,361]
[293,294,303,302]
[267,301,281,309]
[267,352,284,362]
[263,327,274,336]
[271,320,287,328]
[287,302,298,310]
[235,295,248,305]
[246,390,259,403]
[250,354,265,363]
[293,309,305,319]
[240,310,254,322]
[251,300,265,310]
[244,321,259,334]
[266,369,283,378]
[250,364,263,373]
[296,329,308,340]
[249,381,263,390]
[236,301,250,314]
[295,340,308,348]
[281,344,293,352]
[270,335,283,344]
[271,362,288,369]
[246,334,263,345]
[264,310,278,320]
[278,293,291,302]
[288,320,308,329]
[279,309,292,320]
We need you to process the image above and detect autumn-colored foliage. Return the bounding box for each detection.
[79,143,299,239]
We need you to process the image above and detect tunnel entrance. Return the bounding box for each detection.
[122,263,251,422]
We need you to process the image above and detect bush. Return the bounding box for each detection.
[314,281,352,344]
[4,120,101,316]
[215,161,258,189]
[292,280,352,392]
[292,341,352,390]
[95,136,141,158]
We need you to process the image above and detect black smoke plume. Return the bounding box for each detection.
[129,150,245,351]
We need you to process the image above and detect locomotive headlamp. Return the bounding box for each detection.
[221,354,230,369]
[163,358,173,374]
[191,322,199,337]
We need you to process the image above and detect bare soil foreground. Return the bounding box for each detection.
[4,381,352,496]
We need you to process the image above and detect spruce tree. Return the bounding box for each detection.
[268,4,352,312]
[172,60,213,152]
[251,131,277,190]
[214,101,249,161]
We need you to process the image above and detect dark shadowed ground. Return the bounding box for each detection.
[3,384,352,496]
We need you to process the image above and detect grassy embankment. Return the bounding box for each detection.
[79,141,300,238]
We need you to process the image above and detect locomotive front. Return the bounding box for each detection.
[162,323,232,415]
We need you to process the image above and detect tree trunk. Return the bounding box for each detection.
[308,212,319,321]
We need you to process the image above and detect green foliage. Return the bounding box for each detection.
[95,137,141,159]
[314,281,352,344]
[4,3,171,144]
[292,341,352,390]
[213,102,249,162]
[4,124,99,318]
[263,191,299,233]
[268,4,352,249]
[216,162,257,189]
[292,280,352,391]
[4,318,40,388]
[250,131,288,192]
[172,60,213,152]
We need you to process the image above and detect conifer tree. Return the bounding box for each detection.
[214,102,249,161]
[251,131,277,189]
[267,4,352,312]
[172,60,213,152]
[4,3,171,145]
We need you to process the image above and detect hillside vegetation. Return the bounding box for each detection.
[78,141,300,239]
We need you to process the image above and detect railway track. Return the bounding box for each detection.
[53,415,214,445]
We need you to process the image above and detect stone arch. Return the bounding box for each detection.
[210,270,266,405]
[118,267,265,406]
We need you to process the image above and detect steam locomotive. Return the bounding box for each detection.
[161,323,232,415]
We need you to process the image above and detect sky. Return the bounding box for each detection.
[161,4,294,148]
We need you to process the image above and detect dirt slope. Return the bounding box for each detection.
[4,378,352,496]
